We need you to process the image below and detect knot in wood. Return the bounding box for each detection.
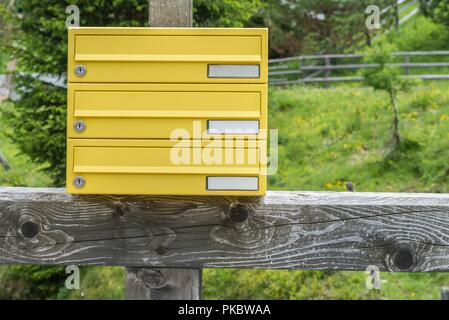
[155,246,167,255]
[387,244,416,271]
[114,203,129,217]
[229,204,250,224]
[20,221,39,239]
[137,269,167,290]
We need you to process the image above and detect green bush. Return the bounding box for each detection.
[421,0,449,26]
[385,15,449,51]
[193,0,262,27]
[0,265,66,300]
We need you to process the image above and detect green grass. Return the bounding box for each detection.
[268,82,449,193]
[59,266,124,300]
[203,270,449,300]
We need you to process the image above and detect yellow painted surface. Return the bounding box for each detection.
[67,139,266,195]
[67,27,268,196]
[68,28,268,84]
[68,83,267,139]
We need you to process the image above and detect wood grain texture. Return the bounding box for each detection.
[149,0,192,27]
[125,268,201,300]
[1,188,449,271]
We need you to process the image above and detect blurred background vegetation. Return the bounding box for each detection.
[0,0,449,300]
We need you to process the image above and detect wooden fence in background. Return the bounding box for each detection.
[268,0,427,86]
[269,51,449,86]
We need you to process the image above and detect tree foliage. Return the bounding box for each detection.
[193,0,262,27]
[264,0,396,58]
[0,265,66,299]
[421,0,449,26]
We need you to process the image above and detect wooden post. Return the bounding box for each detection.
[394,1,400,31]
[404,55,410,75]
[442,287,449,300]
[324,56,331,88]
[125,0,201,300]
[125,268,201,300]
[149,0,193,27]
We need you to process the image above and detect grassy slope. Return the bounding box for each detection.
[268,83,449,193]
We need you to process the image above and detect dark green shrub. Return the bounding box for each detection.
[421,0,449,26]
[0,265,66,300]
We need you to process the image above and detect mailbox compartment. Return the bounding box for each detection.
[68,83,267,140]
[67,139,267,195]
[68,28,268,84]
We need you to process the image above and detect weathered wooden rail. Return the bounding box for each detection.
[1,187,449,298]
[2,187,449,271]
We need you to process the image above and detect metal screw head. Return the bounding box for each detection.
[74,64,87,77]
[73,176,86,189]
[74,120,86,133]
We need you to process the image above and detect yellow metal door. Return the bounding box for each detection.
[68,28,268,84]
[67,139,266,195]
[67,83,267,140]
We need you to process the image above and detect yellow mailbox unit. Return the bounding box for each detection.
[66,27,268,195]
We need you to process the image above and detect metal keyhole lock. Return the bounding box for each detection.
[74,120,86,133]
[73,176,86,189]
[74,64,87,77]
